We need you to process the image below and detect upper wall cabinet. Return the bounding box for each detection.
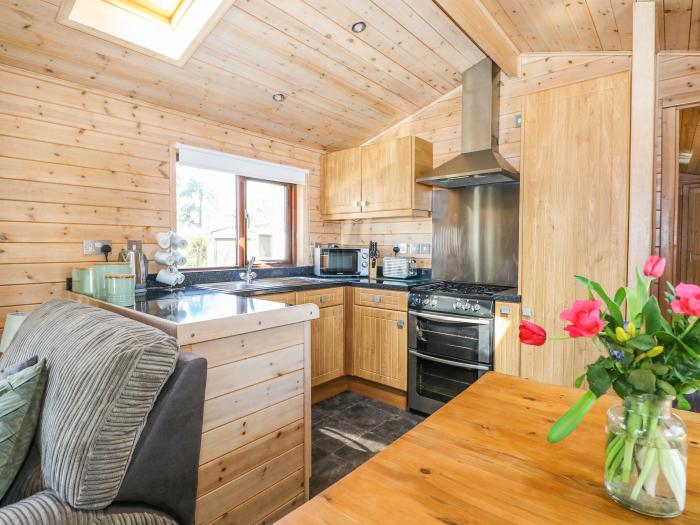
[321,137,433,220]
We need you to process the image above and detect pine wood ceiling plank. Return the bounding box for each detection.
[258,0,441,104]
[610,0,634,50]
[664,0,693,50]
[212,5,413,120]
[360,0,473,77]
[690,0,700,49]
[402,0,487,66]
[562,0,604,50]
[432,0,520,76]
[534,0,583,50]
[466,0,532,52]
[234,0,429,110]
[491,0,561,51]
[309,0,463,91]
[585,0,624,50]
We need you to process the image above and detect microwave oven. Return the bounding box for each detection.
[313,247,369,277]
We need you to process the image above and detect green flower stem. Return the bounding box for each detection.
[631,448,657,499]
[605,434,624,472]
[679,317,699,341]
[622,411,642,483]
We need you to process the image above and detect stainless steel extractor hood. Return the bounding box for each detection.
[417,58,518,188]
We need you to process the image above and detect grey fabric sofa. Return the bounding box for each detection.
[0,299,206,525]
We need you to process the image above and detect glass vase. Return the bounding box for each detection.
[605,395,687,518]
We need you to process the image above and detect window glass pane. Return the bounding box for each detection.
[246,180,288,262]
[176,164,237,268]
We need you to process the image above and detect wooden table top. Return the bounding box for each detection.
[278,372,700,524]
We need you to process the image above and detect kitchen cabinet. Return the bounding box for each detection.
[255,292,297,304]
[352,288,408,391]
[296,287,344,386]
[519,71,630,387]
[321,137,433,220]
[493,301,521,377]
[321,147,362,216]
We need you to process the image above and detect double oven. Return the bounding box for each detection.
[407,307,493,414]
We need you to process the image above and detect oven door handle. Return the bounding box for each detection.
[411,311,491,325]
[409,350,490,371]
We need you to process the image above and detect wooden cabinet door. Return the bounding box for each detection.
[322,148,362,215]
[353,305,407,390]
[361,137,412,213]
[254,292,296,305]
[311,305,344,386]
[519,71,630,387]
[494,302,521,376]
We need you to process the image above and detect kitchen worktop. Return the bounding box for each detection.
[277,372,700,524]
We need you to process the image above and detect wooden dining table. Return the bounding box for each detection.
[277,372,700,524]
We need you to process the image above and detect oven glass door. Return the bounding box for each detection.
[408,310,491,365]
[410,350,488,405]
[319,249,359,275]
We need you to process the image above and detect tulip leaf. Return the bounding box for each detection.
[628,369,657,394]
[574,275,623,325]
[643,296,672,334]
[574,370,586,389]
[626,335,656,351]
[614,287,626,306]
[587,359,612,397]
[612,377,633,398]
[677,395,691,411]
[646,363,670,376]
[657,379,677,396]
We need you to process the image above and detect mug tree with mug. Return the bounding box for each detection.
[154,231,188,287]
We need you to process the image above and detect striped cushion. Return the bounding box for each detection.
[0,490,177,525]
[0,299,178,510]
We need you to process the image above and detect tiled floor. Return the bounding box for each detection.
[310,391,425,497]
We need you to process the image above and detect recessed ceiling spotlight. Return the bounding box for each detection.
[351,21,366,33]
[272,93,285,102]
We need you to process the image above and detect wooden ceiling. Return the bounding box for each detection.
[680,106,700,175]
[475,0,700,53]
[0,0,484,150]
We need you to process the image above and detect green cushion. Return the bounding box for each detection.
[0,359,47,501]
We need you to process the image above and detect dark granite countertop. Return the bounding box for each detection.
[492,289,521,303]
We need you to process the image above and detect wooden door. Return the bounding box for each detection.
[494,301,521,377]
[353,305,407,390]
[321,148,362,215]
[520,71,630,387]
[680,185,700,283]
[311,305,345,386]
[361,137,412,213]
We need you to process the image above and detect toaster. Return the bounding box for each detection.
[382,256,417,279]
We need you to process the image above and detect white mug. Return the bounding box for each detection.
[156,268,185,286]
[174,252,187,267]
[170,233,188,249]
[154,251,177,266]
[155,231,172,250]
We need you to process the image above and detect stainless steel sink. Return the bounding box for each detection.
[194,276,339,294]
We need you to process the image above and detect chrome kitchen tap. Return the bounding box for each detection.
[240,256,257,284]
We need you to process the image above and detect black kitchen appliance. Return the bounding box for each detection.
[407,281,513,414]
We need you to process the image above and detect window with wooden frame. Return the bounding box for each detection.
[175,145,304,269]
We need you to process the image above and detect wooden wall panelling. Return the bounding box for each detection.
[0,65,339,330]
[354,53,632,269]
[519,71,631,387]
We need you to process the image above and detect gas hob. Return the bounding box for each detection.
[408,281,513,318]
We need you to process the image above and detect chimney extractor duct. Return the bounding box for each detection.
[417,58,518,188]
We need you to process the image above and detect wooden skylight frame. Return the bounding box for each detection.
[56,0,233,66]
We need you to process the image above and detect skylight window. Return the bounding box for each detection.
[57,0,232,65]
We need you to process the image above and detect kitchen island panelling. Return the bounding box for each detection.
[68,290,318,525]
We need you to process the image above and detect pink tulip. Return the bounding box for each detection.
[560,300,604,338]
[671,283,700,317]
[643,255,666,279]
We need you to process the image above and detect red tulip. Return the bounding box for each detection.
[519,320,547,346]
[671,283,700,317]
[560,300,604,338]
[643,255,666,279]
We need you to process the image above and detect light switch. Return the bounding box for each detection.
[83,240,112,256]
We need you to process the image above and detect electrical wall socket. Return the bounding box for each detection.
[420,243,431,255]
[397,243,408,254]
[83,240,112,256]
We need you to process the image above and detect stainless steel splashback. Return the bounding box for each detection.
[432,184,519,286]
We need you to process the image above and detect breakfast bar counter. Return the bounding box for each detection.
[277,373,700,525]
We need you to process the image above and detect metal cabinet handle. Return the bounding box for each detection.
[361,200,368,206]
[522,307,533,318]
[396,319,404,329]
[409,350,490,371]
[499,305,511,316]
[373,295,381,304]
[320,296,329,304]
[352,201,359,207]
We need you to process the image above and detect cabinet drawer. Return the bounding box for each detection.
[254,292,297,305]
[353,288,407,311]
[296,287,343,308]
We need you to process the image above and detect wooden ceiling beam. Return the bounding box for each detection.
[432,0,520,77]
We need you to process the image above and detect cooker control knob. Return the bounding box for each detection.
[422,298,430,305]
[473,303,481,311]
[453,302,460,309]
[431,298,437,306]
[362,252,368,259]
[361,261,368,268]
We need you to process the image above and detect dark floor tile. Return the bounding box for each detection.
[310,453,354,497]
[313,416,366,454]
[367,416,420,443]
[333,443,376,469]
[335,401,400,431]
[312,442,331,463]
[313,391,364,417]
